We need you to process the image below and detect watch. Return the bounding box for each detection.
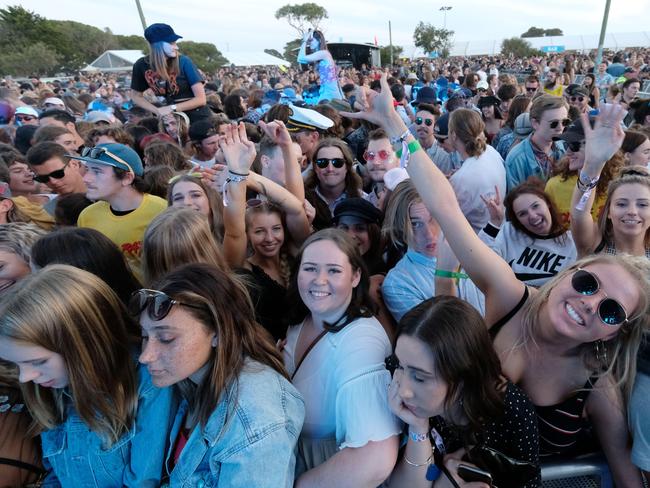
[170,104,177,112]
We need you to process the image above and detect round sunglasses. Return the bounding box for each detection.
[129,289,204,321]
[315,157,345,169]
[548,118,571,129]
[364,149,391,162]
[415,117,434,127]
[571,269,628,326]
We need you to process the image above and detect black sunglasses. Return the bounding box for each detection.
[571,269,628,326]
[129,289,204,321]
[415,117,434,126]
[525,86,538,92]
[549,118,571,129]
[33,159,71,183]
[570,96,585,103]
[315,158,345,169]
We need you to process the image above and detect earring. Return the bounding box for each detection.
[211,336,218,348]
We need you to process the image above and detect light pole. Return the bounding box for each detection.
[593,0,612,72]
[440,6,452,30]
[135,0,147,30]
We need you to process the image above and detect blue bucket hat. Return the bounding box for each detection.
[75,143,144,177]
[144,23,182,44]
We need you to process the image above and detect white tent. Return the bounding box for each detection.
[81,50,144,72]
[222,51,290,67]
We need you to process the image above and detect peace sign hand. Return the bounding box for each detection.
[479,185,504,227]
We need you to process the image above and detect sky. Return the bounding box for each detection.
[10,0,650,55]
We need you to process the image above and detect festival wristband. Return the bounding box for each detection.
[409,429,430,443]
[434,269,469,280]
[396,140,423,158]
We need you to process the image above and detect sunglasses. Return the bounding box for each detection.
[567,141,584,153]
[128,289,204,321]
[364,149,391,162]
[570,96,585,103]
[33,159,71,183]
[81,146,135,174]
[525,86,538,92]
[548,118,571,129]
[315,158,345,169]
[415,117,434,126]
[571,269,628,326]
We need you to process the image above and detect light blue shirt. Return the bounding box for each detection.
[163,359,304,488]
[382,249,437,322]
[504,136,565,192]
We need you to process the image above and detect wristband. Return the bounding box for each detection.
[409,429,429,443]
[389,129,410,146]
[396,140,423,158]
[228,169,250,178]
[434,269,469,280]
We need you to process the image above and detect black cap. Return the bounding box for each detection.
[144,23,182,44]
[477,95,500,109]
[333,198,382,225]
[434,112,450,138]
[413,86,438,106]
[188,120,217,142]
[555,117,594,143]
[565,84,589,98]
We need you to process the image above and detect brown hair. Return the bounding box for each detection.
[148,41,180,83]
[398,296,505,433]
[142,207,228,286]
[167,175,224,241]
[0,265,138,444]
[144,141,191,171]
[449,108,487,158]
[151,263,287,428]
[622,130,648,156]
[305,138,362,197]
[529,94,568,124]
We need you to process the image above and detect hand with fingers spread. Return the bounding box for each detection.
[340,73,401,129]
[258,120,292,148]
[219,122,256,175]
[479,185,504,227]
[582,103,627,174]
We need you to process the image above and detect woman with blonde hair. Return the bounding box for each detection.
[141,206,228,285]
[345,77,649,485]
[130,23,210,123]
[158,111,190,146]
[0,265,173,486]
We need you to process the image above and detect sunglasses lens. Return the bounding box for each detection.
[151,294,172,320]
[128,291,147,316]
[568,142,581,152]
[315,159,328,169]
[599,299,627,326]
[425,119,433,127]
[378,150,390,160]
[562,119,571,127]
[572,270,599,295]
[363,151,374,161]
[415,117,423,125]
[332,158,345,168]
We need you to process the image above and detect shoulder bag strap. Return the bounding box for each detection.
[291,330,328,381]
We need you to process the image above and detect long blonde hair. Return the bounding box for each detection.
[520,253,650,403]
[149,41,180,82]
[0,265,139,444]
[142,207,228,285]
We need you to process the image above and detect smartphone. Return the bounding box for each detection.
[457,464,492,485]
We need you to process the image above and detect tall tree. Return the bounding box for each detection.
[177,41,228,73]
[0,42,60,76]
[379,45,403,66]
[115,34,148,52]
[283,38,302,64]
[544,28,563,36]
[521,26,545,38]
[275,3,328,36]
[413,22,454,58]
[501,37,541,58]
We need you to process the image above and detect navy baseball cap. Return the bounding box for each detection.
[144,23,182,44]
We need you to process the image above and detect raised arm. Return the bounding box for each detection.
[342,74,525,323]
[220,123,256,268]
[297,30,328,64]
[259,120,305,201]
[570,106,627,257]
[247,172,311,245]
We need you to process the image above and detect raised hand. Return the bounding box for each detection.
[479,185,504,227]
[218,122,256,175]
[259,120,292,147]
[339,73,398,128]
[582,103,626,172]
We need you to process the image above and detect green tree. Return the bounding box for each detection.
[115,34,148,52]
[413,22,453,58]
[501,37,542,58]
[0,42,60,76]
[521,26,545,38]
[283,38,302,64]
[44,20,116,71]
[178,41,228,73]
[379,45,403,66]
[264,48,284,60]
[275,3,328,36]
[544,28,563,37]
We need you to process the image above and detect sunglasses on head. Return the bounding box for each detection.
[81,146,135,174]
[364,149,391,162]
[571,269,628,326]
[570,96,585,102]
[168,172,203,185]
[549,118,571,129]
[415,117,434,126]
[33,159,71,183]
[129,289,204,321]
[315,157,345,169]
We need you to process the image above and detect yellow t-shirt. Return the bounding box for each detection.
[545,175,605,228]
[77,194,167,281]
[543,85,564,97]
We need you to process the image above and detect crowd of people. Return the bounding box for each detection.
[0,20,649,487]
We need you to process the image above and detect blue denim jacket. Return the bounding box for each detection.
[163,359,304,488]
[41,365,174,487]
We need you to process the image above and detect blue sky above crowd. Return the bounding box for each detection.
[13,0,650,54]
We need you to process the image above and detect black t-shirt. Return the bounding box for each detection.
[130,55,203,103]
